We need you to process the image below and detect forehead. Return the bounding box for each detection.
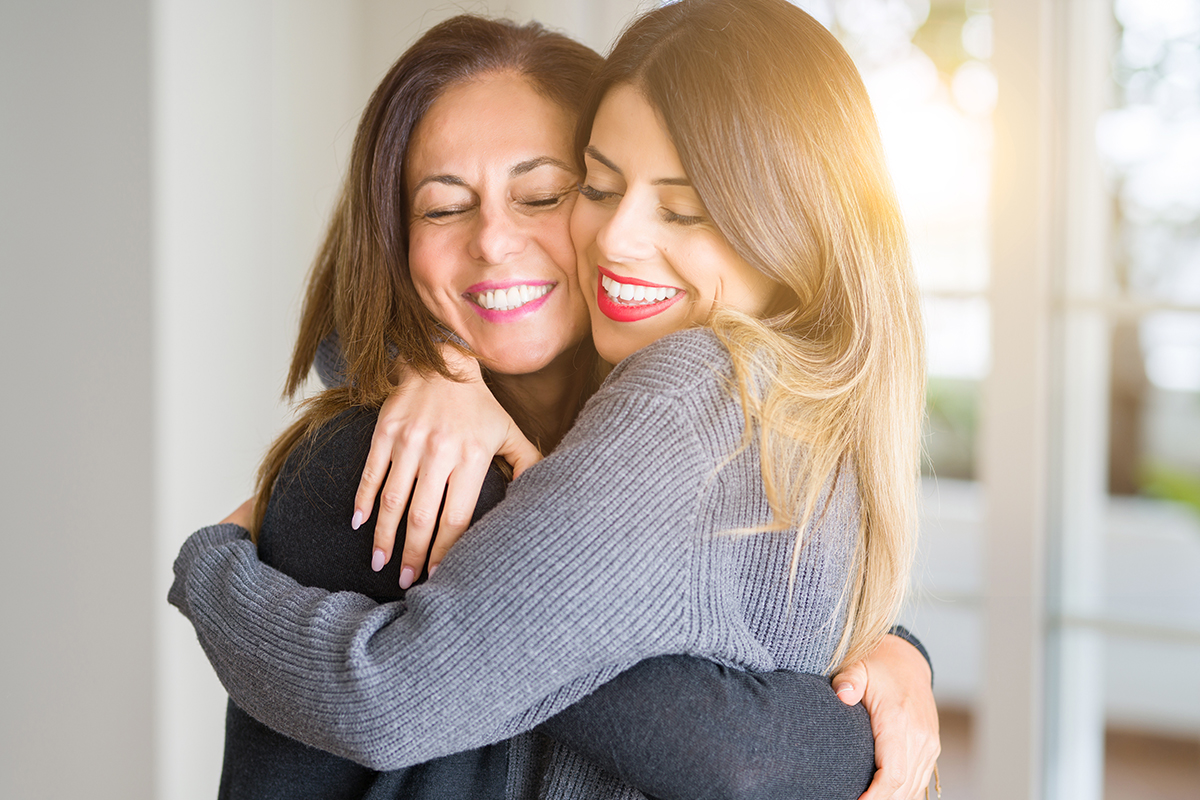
[407,71,576,189]
[588,84,683,174]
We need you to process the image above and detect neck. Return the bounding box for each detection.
[487,340,599,453]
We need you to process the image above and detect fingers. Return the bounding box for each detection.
[428,452,493,571]
[397,449,456,588]
[355,415,404,531]
[500,427,543,479]
[832,659,868,706]
[858,761,909,800]
[858,718,924,800]
[370,444,420,572]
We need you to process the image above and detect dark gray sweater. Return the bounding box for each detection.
[172,329,876,798]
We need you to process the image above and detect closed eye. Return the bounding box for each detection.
[661,208,706,226]
[519,190,571,209]
[578,183,620,202]
[423,207,470,220]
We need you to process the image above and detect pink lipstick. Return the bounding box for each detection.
[463,280,555,323]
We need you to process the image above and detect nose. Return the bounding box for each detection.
[468,202,525,264]
[594,194,656,265]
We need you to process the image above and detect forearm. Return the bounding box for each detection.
[170,391,700,769]
[540,656,874,800]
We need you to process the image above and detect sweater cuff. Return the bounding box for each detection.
[168,523,251,619]
[887,625,933,687]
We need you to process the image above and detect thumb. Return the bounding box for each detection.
[500,429,543,479]
[832,660,867,706]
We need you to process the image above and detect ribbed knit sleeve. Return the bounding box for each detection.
[170,329,862,786]
[173,373,712,769]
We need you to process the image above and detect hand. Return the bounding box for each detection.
[220,498,255,530]
[354,346,542,588]
[834,634,940,800]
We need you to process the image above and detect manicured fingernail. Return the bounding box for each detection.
[371,548,385,572]
[399,566,414,589]
[427,564,438,578]
[835,683,854,698]
[351,510,363,530]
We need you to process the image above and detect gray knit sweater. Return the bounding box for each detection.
[170,328,859,799]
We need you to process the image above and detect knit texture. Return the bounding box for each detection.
[171,328,860,798]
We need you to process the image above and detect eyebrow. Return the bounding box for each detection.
[412,174,468,193]
[584,146,691,187]
[510,156,574,177]
[411,157,573,195]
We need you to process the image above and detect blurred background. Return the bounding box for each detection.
[1,1,1197,798]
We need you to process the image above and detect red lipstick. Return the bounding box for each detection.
[594,267,685,323]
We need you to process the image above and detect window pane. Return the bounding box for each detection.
[1099,0,1200,305]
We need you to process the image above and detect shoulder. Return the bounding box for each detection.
[601,328,733,401]
[558,328,744,469]
[258,407,507,601]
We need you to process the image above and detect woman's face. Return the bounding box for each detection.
[406,71,591,375]
[570,84,779,364]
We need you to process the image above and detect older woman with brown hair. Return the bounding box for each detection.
[176,6,939,799]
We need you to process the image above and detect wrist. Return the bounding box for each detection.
[886,625,934,687]
[437,340,483,381]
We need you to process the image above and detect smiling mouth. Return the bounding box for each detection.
[601,274,679,305]
[594,267,684,323]
[468,283,553,311]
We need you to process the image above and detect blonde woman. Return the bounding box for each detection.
[172,2,935,797]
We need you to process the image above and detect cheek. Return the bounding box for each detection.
[531,210,578,283]
[569,201,603,259]
[407,233,457,311]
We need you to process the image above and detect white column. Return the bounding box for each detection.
[152,3,363,798]
[1043,2,1114,799]
[979,0,1054,797]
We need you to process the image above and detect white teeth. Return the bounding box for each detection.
[601,273,679,305]
[472,284,551,311]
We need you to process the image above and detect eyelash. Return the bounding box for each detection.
[579,183,706,226]
[421,190,569,220]
[661,209,705,226]
[577,182,617,202]
[520,192,568,209]
[423,207,468,220]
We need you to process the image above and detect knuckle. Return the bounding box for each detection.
[374,417,403,439]
[408,506,435,527]
[379,491,406,512]
[425,431,457,457]
[463,440,492,460]
[443,509,472,530]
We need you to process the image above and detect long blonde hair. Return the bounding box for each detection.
[579,0,926,670]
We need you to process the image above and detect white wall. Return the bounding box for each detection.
[1,2,155,798]
[152,3,366,798]
[0,2,642,798]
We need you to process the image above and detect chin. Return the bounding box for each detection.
[481,342,565,376]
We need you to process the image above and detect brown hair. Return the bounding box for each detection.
[252,16,602,536]
[576,0,926,670]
